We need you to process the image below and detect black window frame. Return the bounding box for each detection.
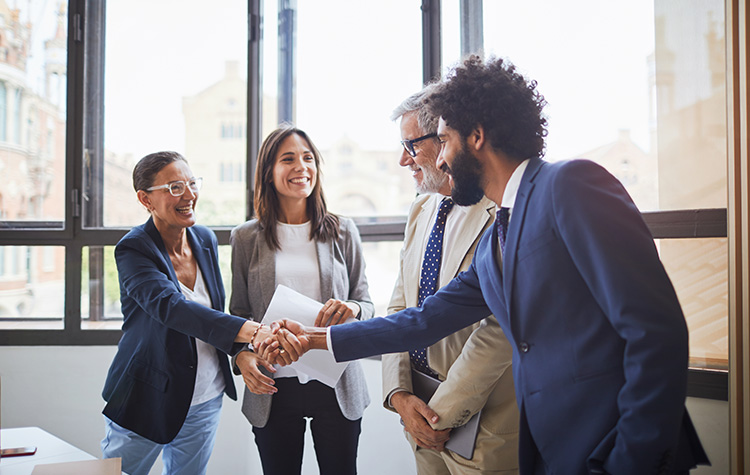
[0,0,728,401]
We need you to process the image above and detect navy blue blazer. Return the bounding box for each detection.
[102,217,246,444]
[331,159,707,474]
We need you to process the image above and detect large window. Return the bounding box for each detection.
[0,1,67,331]
[259,0,423,219]
[0,1,736,395]
[484,0,727,371]
[440,0,728,374]
[101,0,248,229]
[0,2,66,225]
[256,0,423,313]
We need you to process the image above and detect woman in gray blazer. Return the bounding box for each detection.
[230,125,373,475]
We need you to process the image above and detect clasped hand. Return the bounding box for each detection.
[254,298,354,365]
[391,391,450,451]
[238,299,353,395]
[236,319,309,395]
[253,318,310,366]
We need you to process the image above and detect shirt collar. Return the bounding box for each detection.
[500,158,530,210]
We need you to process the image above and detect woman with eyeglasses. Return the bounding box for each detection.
[101,151,304,475]
[230,125,373,474]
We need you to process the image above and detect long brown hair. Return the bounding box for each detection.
[254,124,339,250]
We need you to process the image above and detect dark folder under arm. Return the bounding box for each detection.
[405,368,482,460]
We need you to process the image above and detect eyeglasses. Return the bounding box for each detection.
[146,177,203,197]
[400,132,437,158]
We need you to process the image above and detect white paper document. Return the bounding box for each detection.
[261,284,350,387]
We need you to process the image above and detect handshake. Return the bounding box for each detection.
[236,298,353,395]
[252,319,312,366]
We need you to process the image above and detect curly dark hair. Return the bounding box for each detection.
[426,55,548,161]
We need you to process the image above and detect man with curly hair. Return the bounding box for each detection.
[273,55,709,474]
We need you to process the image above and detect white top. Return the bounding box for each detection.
[179,265,226,406]
[274,221,321,382]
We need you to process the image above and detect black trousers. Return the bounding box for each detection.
[252,377,362,475]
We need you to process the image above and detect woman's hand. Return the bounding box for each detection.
[255,320,311,366]
[314,299,360,327]
[255,336,282,364]
[235,350,277,395]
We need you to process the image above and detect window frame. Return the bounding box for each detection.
[0,0,731,402]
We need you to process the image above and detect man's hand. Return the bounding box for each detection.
[235,350,277,395]
[391,391,451,451]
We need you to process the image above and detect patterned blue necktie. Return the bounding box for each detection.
[410,197,454,377]
[496,207,510,254]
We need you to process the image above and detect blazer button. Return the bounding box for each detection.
[519,342,530,353]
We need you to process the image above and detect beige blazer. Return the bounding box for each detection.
[382,194,519,471]
[230,217,373,428]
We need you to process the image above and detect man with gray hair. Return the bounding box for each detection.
[381,85,519,474]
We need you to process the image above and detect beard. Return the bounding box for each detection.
[415,162,450,195]
[448,144,485,206]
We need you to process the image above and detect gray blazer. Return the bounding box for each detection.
[229,217,373,427]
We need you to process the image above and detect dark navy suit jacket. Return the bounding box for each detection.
[102,218,246,443]
[331,159,708,474]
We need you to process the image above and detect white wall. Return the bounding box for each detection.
[0,347,728,474]
[0,346,415,474]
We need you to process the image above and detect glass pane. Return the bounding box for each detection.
[81,245,121,329]
[218,244,231,313]
[260,0,279,140]
[440,0,463,75]
[102,0,247,228]
[361,241,404,316]
[659,238,728,370]
[439,0,728,213]
[83,244,234,330]
[0,3,66,226]
[261,1,423,218]
[0,245,64,329]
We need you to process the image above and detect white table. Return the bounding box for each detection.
[0,427,96,475]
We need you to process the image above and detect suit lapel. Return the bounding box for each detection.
[256,234,277,311]
[188,228,221,311]
[440,197,494,286]
[503,158,543,311]
[317,238,333,301]
[144,218,180,285]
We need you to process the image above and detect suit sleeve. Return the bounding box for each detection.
[115,234,246,355]
[552,160,688,472]
[330,252,492,362]
[428,316,513,429]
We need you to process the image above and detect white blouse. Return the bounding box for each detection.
[274,221,321,382]
[179,264,225,406]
